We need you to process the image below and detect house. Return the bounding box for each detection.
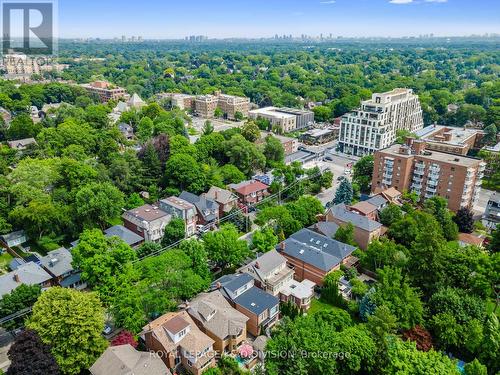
[159,197,198,237]
[179,191,219,226]
[213,273,280,336]
[105,225,144,248]
[118,123,134,140]
[483,192,500,229]
[203,187,238,217]
[276,228,357,286]
[122,204,172,242]
[0,262,52,298]
[349,201,379,221]
[187,290,249,354]
[38,247,86,290]
[338,274,376,300]
[325,204,385,250]
[7,138,37,150]
[458,233,486,248]
[89,344,171,375]
[0,230,28,248]
[142,311,216,375]
[0,107,12,124]
[238,250,315,310]
[376,187,403,205]
[228,180,269,206]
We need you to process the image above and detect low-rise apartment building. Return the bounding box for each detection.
[414,124,484,156]
[371,138,486,211]
[339,88,424,156]
[122,204,172,242]
[81,81,128,102]
[194,92,249,120]
[228,180,270,205]
[483,192,500,229]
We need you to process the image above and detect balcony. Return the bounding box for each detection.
[426,186,437,194]
[411,183,422,190]
[427,179,438,187]
[424,192,435,199]
[414,168,425,176]
[413,176,423,183]
[383,173,393,180]
[382,179,392,186]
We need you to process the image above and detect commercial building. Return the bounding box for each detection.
[414,124,484,156]
[81,81,128,102]
[483,192,500,229]
[339,88,424,156]
[300,128,337,145]
[249,106,314,133]
[371,138,486,211]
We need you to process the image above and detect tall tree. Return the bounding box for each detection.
[161,218,186,246]
[352,155,374,193]
[75,182,124,229]
[7,330,60,375]
[333,177,353,205]
[453,207,475,233]
[203,224,251,270]
[26,288,108,375]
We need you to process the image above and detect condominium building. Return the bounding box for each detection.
[371,138,486,211]
[81,81,129,102]
[194,92,249,120]
[249,106,314,133]
[339,88,424,156]
[161,93,196,110]
[414,124,484,156]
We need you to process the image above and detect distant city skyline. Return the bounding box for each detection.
[58,0,500,39]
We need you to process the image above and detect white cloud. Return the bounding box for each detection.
[424,0,448,2]
[389,0,414,3]
[320,0,336,4]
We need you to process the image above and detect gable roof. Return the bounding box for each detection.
[105,225,143,246]
[364,195,388,209]
[239,250,287,283]
[329,204,383,232]
[204,186,237,205]
[380,187,402,201]
[229,180,269,196]
[89,344,171,375]
[179,191,219,222]
[278,228,356,272]
[0,262,52,297]
[309,221,340,238]
[188,290,249,340]
[39,247,74,277]
[7,138,37,149]
[350,201,378,215]
[213,273,254,294]
[458,233,485,246]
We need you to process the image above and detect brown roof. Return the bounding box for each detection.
[122,204,169,222]
[458,233,484,246]
[381,187,402,200]
[163,315,190,335]
[234,181,269,196]
[350,201,378,215]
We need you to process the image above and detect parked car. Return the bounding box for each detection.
[323,156,333,161]
[196,225,209,234]
[102,325,112,335]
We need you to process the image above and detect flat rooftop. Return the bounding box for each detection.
[380,144,482,167]
[415,125,481,146]
[249,107,295,119]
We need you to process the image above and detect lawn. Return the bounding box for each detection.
[0,251,14,274]
[308,298,338,315]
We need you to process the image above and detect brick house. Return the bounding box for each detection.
[159,197,198,237]
[122,204,171,242]
[228,180,270,205]
[203,187,238,217]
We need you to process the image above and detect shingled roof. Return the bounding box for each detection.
[328,204,383,232]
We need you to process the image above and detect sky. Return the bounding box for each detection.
[56,0,500,39]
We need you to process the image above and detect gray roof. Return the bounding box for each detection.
[213,273,254,294]
[118,123,133,132]
[278,228,356,272]
[59,272,83,288]
[365,195,388,209]
[309,222,339,238]
[234,286,279,315]
[9,258,25,271]
[105,225,143,246]
[239,250,287,283]
[0,230,27,244]
[179,191,219,222]
[39,247,74,277]
[89,344,171,375]
[188,290,248,340]
[204,186,237,205]
[329,204,383,232]
[0,262,52,297]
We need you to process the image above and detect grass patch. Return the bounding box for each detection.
[0,251,14,274]
[107,216,123,226]
[308,298,338,315]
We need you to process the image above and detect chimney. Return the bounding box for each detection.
[13,274,20,283]
[280,242,286,251]
[216,282,222,290]
[405,137,414,147]
[255,261,260,269]
[215,190,218,200]
[412,140,426,155]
